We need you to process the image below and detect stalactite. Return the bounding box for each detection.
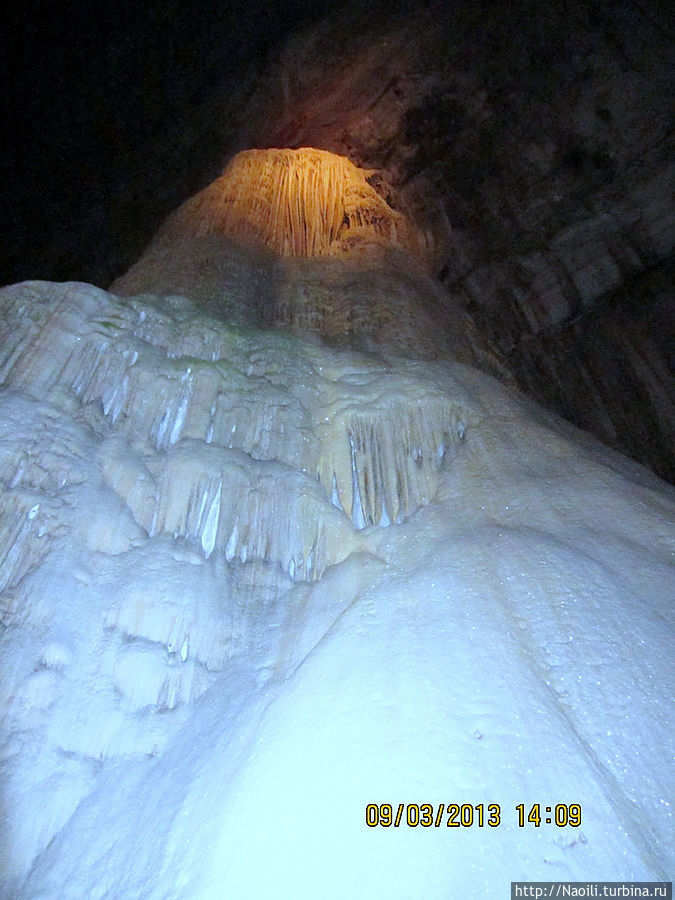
[0,282,474,592]
[147,147,418,260]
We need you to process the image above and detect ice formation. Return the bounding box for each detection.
[1,165,674,897]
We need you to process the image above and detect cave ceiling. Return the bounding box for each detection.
[2,0,674,481]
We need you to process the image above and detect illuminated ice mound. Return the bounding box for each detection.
[130,147,421,260]
[0,279,673,898]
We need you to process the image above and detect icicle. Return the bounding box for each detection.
[169,390,189,445]
[379,496,391,527]
[349,432,367,530]
[225,521,238,562]
[200,482,221,558]
[330,471,342,511]
[316,390,470,531]
[110,375,129,424]
[156,409,171,450]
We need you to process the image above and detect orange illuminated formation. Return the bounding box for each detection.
[166,147,417,258]
[112,146,482,362]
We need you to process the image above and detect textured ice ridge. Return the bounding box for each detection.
[0,281,472,585]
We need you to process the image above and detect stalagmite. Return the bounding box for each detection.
[112,149,494,366]
[0,145,673,899]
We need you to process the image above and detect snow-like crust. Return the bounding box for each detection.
[0,280,673,898]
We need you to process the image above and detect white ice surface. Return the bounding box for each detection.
[0,281,673,898]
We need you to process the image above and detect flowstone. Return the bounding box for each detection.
[1,148,673,899]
